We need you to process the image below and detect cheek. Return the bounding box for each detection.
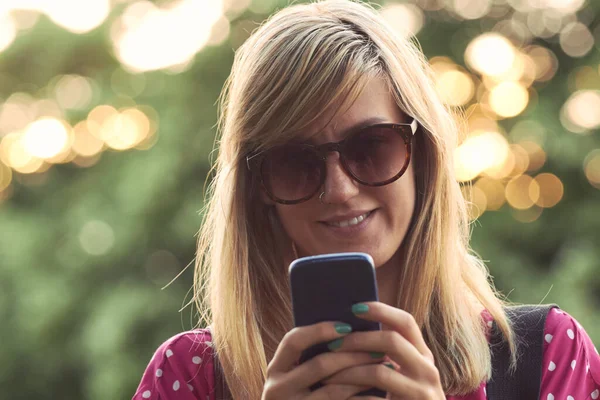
[274,204,309,241]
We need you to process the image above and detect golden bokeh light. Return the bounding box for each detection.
[435,69,475,106]
[561,90,600,133]
[546,0,586,14]
[462,184,487,220]
[560,22,594,58]
[525,45,559,82]
[87,105,119,138]
[474,177,506,210]
[512,206,543,223]
[0,161,12,192]
[72,121,104,157]
[509,144,530,177]
[488,81,529,118]
[519,141,546,172]
[455,131,509,182]
[451,0,492,20]
[72,153,102,168]
[505,174,539,210]
[2,0,110,34]
[584,149,600,189]
[465,33,515,77]
[380,3,425,38]
[47,0,110,34]
[21,118,71,160]
[0,13,17,53]
[464,103,500,133]
[93,107,151,151]
[207,15,231,47]
[112,0,224,72]
[533,173,564,208]
[55,75,94,110]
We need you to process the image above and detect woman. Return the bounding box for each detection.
[133,0,600,399]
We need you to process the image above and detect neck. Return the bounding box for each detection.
[375,248,403,307]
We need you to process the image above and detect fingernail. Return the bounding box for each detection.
[370,352,385,359]
[327,338,344,351]
[384,362,395,370]
[334,323,352,334]
[352,303,369,314]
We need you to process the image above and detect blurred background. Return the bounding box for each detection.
[0,0,598,398]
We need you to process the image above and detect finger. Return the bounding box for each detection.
[352,302,433,361]
[328,330,425,379]
[268,321,352,373]
[288,350,385,391]
[307,383,373,400]
[324,363,428,398]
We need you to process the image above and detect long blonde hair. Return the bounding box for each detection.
[194,0,516,397]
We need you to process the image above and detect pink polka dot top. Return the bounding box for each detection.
[132,308,600,399]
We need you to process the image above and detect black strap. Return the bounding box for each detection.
[214,353,232,400]
[486,304,558,400]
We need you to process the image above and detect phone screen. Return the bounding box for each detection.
[289,252,385,397]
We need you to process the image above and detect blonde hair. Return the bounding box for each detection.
[194,0,517,397]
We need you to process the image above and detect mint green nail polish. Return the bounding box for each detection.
[352,303,369,314]
[370,352,385,359]
[335,323,352,334]
[384,362,395,370]
[328,338,344,351]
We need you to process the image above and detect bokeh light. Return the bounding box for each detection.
[0,13,17,53]
[54,75,94,110]
[21,118,71,160]
[1,0,110,34]
[455,131,510,182]
[584,149,600,189]
[112,0,224,72]
[505,174,539,210]
[561,90,600,133]
[381,3,425,38]
[560,22,594,58]
[465,33,515,77]
[488,82,529,118]
[533,173,564,208]
[474,177,506,210]
[79,220,115,256]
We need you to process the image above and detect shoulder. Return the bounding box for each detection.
[541,307,600,399]
[132,328,215,400]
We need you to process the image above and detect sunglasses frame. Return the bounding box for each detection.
[246,118,418,205]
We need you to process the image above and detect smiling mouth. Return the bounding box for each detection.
[324,211,373,228]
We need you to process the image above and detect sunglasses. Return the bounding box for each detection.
[246,119,418,204]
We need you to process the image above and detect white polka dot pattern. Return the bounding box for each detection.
[131,329,215,400]
[447,308,600,400]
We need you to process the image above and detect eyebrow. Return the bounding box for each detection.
[302,116,391,144]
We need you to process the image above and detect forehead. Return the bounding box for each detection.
[300,77,406,144]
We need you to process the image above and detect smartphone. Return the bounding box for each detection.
[289,252,386,398]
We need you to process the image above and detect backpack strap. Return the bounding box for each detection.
[207,325,232,400]
[214,354,232,400]
[486,304,558,399]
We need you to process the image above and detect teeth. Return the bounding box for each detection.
[328,212,370,228]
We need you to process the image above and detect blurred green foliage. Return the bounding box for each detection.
[0,0,598,399]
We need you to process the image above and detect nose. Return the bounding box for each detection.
[320,152,360,204]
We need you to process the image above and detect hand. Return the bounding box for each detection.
[322,302,445,399]
[262,321,386,400]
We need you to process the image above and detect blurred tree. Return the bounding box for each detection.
[0,0,598,399]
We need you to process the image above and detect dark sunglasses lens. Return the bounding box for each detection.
[344,126,407,184]
[261,145,322,202]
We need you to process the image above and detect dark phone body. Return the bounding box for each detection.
[289,252,386,398]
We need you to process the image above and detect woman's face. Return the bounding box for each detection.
[272,77,416,269]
